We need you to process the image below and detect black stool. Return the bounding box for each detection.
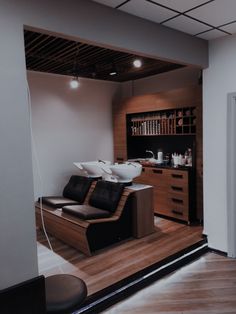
[45,274,87,314]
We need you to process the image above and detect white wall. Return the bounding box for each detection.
[203,34,236,252]
[0,12,38,289]
[28,71,119,199]
[120,67,200,99]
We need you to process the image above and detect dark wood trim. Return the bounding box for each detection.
[208,247,228,257]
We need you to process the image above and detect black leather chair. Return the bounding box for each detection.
[61,181,132,253]
[40,176,93,209]
[62,180,124,219]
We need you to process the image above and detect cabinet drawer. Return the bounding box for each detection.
[149,168,168,187]
[136,167,168,187]
[167,170,188,181]
[157,203,188,220]
[155,196,189,221]
[168,193,189,208]
[166,207,189,221]
[168,184,188,195]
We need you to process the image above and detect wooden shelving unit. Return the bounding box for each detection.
[129,107,196,136]
[113,86,203,221]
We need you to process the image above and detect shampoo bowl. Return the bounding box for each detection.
[105,162,142,184]
[73,160,111,178]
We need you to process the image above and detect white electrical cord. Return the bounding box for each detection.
[26,81,53,252]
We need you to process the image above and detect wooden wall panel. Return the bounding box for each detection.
[113,85,203,220]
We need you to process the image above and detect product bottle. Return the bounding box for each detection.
[187,148,192,166]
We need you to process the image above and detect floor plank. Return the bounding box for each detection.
[103,252,236,314]
[37,217,203,296]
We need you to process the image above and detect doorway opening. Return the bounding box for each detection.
[25,26,205,307]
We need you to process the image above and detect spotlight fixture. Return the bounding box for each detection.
[70,77,79,89]
[70,44,80,89]
[109,63,117,76]
[133,59,142,68]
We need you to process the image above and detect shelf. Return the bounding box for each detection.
[128,106,196,136]
[132,133,196,136]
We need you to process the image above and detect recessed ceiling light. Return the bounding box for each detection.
[133,59,142,68]
[70,77,79,89]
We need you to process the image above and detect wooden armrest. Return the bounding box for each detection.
[87,215,120,224]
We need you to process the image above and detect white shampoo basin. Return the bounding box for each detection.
[73,160,111,178]
[106,162,142,183]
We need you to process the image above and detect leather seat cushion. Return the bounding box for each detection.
[62,205,111,219]
[89,180,124,213]
[45,274,87,314]
[40,196,79,209]
[63,175,93,203]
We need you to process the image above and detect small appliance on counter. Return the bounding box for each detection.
[171,148,192,167]
[157,149,163,164]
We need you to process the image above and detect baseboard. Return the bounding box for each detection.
[208,247,227,256]
[76,239,208,314]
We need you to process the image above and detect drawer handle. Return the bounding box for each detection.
[171,186,183,192]
[171,198,184,204]
[171,174,183,179]
[172,209,183,216]
[153,169,163,174]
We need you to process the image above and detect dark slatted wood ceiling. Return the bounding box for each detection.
[24,30,184,82]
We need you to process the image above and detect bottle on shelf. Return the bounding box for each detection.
[184,148,192,166]
[129,106,196,136]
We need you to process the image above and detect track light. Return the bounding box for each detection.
[133,59,142,68]
[109,63,117,76]
[70,44,80,89]
[70,77,79,89]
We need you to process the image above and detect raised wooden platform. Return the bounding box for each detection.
[37,217,203,296]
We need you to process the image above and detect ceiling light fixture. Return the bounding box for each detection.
[133,59,142,68]
[70,44,80,89]
[109,62,117,76]
[70,77,80,89]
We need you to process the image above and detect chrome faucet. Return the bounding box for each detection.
[145,150,155,159]
[98,159,106,164]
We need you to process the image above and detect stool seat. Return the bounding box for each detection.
[45,274,87,314]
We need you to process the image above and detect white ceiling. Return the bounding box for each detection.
[92,0,236,40]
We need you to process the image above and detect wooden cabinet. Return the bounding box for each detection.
[113,86,203,221]
[135,167,195,224]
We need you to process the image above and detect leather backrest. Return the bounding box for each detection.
[89,180,124,212]
[63,176,93,204]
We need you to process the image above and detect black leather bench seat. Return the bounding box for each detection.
[39,176,93,209]
[62,205,111,219]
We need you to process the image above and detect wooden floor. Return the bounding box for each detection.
[37,217,203,296]
[103,252,236,314]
